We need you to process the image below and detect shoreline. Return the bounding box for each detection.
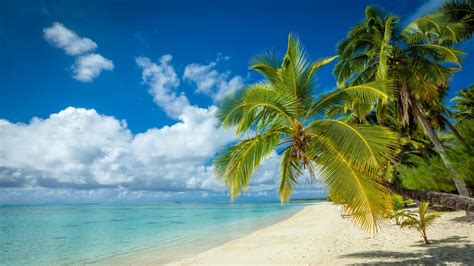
[102,203,307,265]
[169,203,473,265]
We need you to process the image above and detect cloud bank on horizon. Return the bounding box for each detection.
[0,24,325,203]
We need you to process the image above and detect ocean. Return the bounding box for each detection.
[0,202,306,264]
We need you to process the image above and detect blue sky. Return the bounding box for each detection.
[0,0,473,204]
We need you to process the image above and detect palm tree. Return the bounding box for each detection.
[422,90,466,146]
[440,0,474,39]
[213,34,399,232]
[334,6,472,197]
[451,84,474,121]
[397,202,442,244]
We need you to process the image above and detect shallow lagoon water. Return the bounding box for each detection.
[0,202,305,264]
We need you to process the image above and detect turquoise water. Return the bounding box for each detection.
[0,202,305,264]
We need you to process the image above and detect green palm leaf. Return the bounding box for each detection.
[310,132,392,232]
[213,130,282,200]
[305,80,394,119]
[377,15,396,80]
[218,83,297,134]
[250,52,281,84]
[309,120,399,174]
[410,44,464,66]
[305,55,338,87]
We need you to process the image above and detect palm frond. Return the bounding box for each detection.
[218,83,297,134]
[309,120,399,175]
[213,130,281,201]
[376,15,395,80]
[305,80,394,119]
[335,54,372,86]
[279,33,313,108]
[410,44,464,66]
[305,55,338,89]
[311,132,393,232]
[250,52,282,84]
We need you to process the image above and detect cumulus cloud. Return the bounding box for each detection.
[43,22,97,56]
[0,106,323,202]
[43,22,113,82]
[136,55,190,118]
[0,107,233,192]
[0,108,134,188]
[72,54,114,82]
[183,62,219,94]
[183,60,244,102]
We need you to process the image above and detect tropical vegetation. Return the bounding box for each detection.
[333,3,472,197]
[213,0,474,232]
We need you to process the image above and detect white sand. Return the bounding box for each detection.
[172,203,474,265]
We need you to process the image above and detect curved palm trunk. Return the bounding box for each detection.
[411,100,471,198]
[384,182,474,212]
[439,115,466,147]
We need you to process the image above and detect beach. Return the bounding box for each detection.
[170,203,473,265]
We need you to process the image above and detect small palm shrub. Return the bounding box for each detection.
[396,202,442,244]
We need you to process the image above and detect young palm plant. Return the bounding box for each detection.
[397,202,442,244]
[213,34,399,232]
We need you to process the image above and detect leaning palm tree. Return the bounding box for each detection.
[213,34,399,232]
[334,6,472,197]
[425,91,466,146]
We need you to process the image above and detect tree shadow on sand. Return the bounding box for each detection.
[450,215,474,223]
[338,236,473,264]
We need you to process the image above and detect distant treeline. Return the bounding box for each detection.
[290,198,327,202]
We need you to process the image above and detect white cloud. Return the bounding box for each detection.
[408,0,444,22]
[214,76,244,101]
[43,22,113,82]
[136,55,190,119]
[132,106,233,162]
[0,107,134,187]
[183,60,244,102]
[43,22,97,56]
[0,106,323,202]
[183,62,219,94]
[72,53,114,82]
[0,106,233,192]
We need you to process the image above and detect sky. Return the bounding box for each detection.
[0,0,473,204]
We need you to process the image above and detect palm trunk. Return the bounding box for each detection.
[411,100,471,197]
[384,182,474,212]
[421,229,430,244]
[440,115,466,147]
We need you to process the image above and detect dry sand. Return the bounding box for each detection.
[172,203,474,265]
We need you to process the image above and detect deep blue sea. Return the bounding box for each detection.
[0,202,306,264]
